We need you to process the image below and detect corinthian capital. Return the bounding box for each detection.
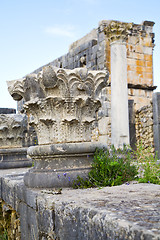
[0,114,27,148]
[104,21,133,42]
[8,67,109,145]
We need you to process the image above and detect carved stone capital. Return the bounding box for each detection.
[8,67,109,187]
[0,114,32,168]
[104,21,133,43]
[8,67,109,145]
[7,79,24,101]
[0,114,27,148]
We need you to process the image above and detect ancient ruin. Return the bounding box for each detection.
[0,19,159,239]
[8,66,108,188]
[17,20,156,150]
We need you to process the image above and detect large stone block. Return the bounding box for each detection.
[24,142,106,188]
[0,148,31,169]
[98,117,109,135]
[0,108,16,114]
[0,168,160,240]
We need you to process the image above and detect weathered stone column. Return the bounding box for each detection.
[0,114,32,168]
[105,21,132,148]
[8,66,109,188]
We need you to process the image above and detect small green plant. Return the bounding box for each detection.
[0,229,8,240]
[134,141,160,184]
[73,145,138,189]
[32,161,35,167]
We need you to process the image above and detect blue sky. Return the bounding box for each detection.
[0,0,159,109]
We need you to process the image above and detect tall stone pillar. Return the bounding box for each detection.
[8,66,109,188]
[105,21,132,148]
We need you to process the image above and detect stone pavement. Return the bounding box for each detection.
[0,168,160,239]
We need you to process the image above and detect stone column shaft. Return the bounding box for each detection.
[105,21,131,148]
[111,41,130,148]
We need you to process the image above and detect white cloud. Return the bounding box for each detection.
[45,25,76,38]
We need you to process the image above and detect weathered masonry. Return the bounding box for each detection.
[17,19,157,151]
[8,67,109,188]
[0,171,160,240]
[0,110,36,169]
[0,20,160,239]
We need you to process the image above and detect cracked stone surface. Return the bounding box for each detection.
[50,183,160,239]
[0,168,160,239]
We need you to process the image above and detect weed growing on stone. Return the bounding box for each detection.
[134,141,160,185]
[73,145,138,188]
[73,142,160,189]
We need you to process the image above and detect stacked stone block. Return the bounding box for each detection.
[128,88,153,111]
[97,87,111,145]
[126,21,156,110]
[135,103,154,152]
[127,21,154,86]
[33,29,99,73]
[31,20,155,94]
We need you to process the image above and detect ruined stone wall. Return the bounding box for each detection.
[103,20,155,111]
[0,200,20,240]
[128,88,153,111]
[127,22,154,87]
[33,27,106,73]
[29,20,155,96]
[126,21,155,110]
[17,20,156,148]
[135,103,154,151]
[32,21,155,116]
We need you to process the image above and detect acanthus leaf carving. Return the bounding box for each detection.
[0,114,27,148]
[8,67,109,145]
[104,20,133,42]
[7,79,24,101]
